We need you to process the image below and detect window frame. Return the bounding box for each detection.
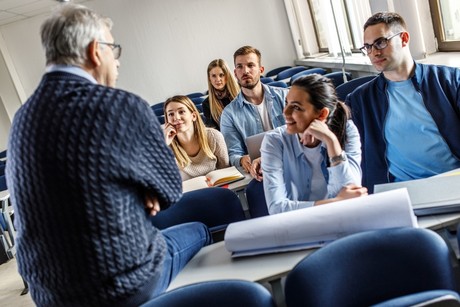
[429,0,460,51]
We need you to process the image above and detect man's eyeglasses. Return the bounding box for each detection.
[359,32,403,55]
[98,42,122,59]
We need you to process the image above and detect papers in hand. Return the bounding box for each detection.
[224,188,417,257]
[182,166,244,193]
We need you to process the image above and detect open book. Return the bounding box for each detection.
[224,188,417,257]
[182,166,245,193]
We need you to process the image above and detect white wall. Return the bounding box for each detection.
[0,0,296,148]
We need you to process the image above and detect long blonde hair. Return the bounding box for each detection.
[164,95,215,168]
[206,59,240,125]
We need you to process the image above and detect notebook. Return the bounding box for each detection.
[373,169,460,216]
[245,131,268,161]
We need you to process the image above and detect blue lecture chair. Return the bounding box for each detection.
[260,77,274,84]
[265,65,292,78]
[139,280,276,307]
[266,81,288,88]
[149,187,246,241]
[335,75,376,102]
[289,67,327,84]
[245,179,269,218]
[274,66,307,81]
[324,71,353,88]
[186,92,205,99]
[284,227,457,307]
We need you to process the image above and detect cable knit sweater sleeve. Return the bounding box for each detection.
[5,72,182,306]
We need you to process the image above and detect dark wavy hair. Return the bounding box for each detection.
[291,74,350,148]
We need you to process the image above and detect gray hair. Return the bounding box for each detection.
[40,4,113,66]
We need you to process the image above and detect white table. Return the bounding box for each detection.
[166,212,460,306]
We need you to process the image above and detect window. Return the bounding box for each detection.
[430,0,460,51]
[285,0,371,57]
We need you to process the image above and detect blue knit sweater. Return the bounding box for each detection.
[6,71,182,306]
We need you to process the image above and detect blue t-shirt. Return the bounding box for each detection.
[385,79,460,181]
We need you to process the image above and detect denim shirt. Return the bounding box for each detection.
[220,83,288,166]
[261,121,362,215]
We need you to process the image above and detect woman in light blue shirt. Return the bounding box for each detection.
[261,74,367,214]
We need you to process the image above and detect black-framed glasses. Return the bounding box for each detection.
[359,32,403,55]
[98,42,122,59]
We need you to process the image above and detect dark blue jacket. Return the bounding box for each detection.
[346,62,460,193]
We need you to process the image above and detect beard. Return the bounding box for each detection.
[239,78,260,90]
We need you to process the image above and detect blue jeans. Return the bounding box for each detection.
[157,221,212,292]
[119,222,211,307]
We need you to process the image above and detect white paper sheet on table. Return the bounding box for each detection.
[224,188,417,257]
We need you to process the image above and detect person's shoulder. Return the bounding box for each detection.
[206,127,223,138]
[264,83,288,95]
[419,62,460,76]
[266,126,287,140]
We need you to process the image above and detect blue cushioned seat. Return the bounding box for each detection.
[140,280,276,307]
[285,227,457,307]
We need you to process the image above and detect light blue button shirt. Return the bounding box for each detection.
[261,121,362,214]
[220,83,288,166]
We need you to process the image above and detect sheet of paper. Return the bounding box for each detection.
[224,188,417,257]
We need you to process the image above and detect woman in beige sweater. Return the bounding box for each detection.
[163,95,229,180]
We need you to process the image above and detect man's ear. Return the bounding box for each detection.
[87,40,102,67]
[318,107,330,121]
[401,31,410,47]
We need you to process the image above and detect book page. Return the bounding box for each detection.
[206,166,244,186]
[182,176,209,193]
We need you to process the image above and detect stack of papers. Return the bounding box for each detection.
[224,189,417,257]
[374,169,460,216]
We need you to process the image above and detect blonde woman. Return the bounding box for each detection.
[203,59,240,130]
[164,95,229,180]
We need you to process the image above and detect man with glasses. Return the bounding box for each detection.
[6,4,211,306]
[346,12,460,193]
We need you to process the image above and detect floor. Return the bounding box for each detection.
[0,257,34,307]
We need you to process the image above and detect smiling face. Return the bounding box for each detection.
[209,66,227,91]
[283,85,322,134]
[165,101,197,133]
[234,53,264,90]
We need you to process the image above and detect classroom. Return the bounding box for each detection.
[2,0,460,306]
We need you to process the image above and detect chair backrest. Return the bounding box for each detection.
[149,187,246,233]
[265,65,292,78]
[335,75,376,101]
[186,92,205,99]
[275,66,307,81]
[285,227,456,307]
[324,71,352,88]
[151,102,164,116]
[260,76,274,84]
[245,179,268,218]
[290,67,327,84]
[190,96,206,105]
[140,280,276,307]
[266,81,288,88]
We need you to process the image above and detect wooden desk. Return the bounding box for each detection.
[166,212,460,306]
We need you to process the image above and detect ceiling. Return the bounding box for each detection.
[0,0,88,27]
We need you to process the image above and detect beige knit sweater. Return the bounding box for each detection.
[180,128,229,180]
